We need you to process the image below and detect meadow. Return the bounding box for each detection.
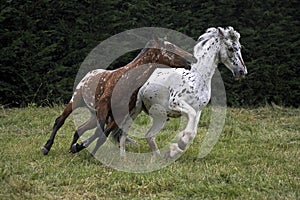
[0,104,299,199]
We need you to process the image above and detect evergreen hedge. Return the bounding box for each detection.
[1,0,299,107]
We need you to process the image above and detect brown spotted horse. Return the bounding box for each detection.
[41,36,196,155]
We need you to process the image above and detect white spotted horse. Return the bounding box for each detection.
[115,27,248,158]
[41,36,196,155]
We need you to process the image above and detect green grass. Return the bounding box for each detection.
[0,105,299,199]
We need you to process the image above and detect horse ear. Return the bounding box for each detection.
[218,27,225,38]
[152,34,160,42]
[151,34,165,47]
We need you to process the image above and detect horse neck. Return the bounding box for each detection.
[123,48,163,75]
[191,38,220,82]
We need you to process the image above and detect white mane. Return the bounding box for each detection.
[197,27,240,45]
[197,27,219,43]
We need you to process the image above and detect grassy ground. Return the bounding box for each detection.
[0,104,299,199]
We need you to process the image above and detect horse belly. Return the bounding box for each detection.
[140,68,188,117]
[166,110,182,118]
[140,83,170,112]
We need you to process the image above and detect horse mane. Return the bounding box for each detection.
[196,28,218,45]
[130,37,165,63]
[129,46,152,64]
[223,26,240,41]
[197,27,240,45]
[132,47,148,61]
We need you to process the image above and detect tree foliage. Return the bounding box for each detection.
[0,0,299,107]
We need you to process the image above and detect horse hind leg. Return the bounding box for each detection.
[69,113,97,153]
[41,102,73,155]
[70,119,106,154]
[145,110,168,156]
[73,101,111,154]
[41,88,84,155]
[119,104,167,157]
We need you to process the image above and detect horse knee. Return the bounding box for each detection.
[167,143,183,158]
[178,131,194,150]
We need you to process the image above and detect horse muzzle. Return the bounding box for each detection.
[233,66,247,79]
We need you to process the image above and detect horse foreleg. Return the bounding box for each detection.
[41,102,73,155]
[177,110,201,150]
[166,101,200,158]
[145,104,168,155]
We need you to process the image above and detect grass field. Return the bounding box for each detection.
[0,104,299,199]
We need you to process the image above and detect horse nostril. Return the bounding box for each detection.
[239,70,244,76]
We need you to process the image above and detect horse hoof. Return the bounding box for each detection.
[69,144,79,154]
[41,147,49,155]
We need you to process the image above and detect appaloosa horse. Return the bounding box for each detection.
[41,36,196,155]
[115,27,248,158]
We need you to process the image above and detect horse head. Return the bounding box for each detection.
[145,36,196,70]
[217,27,248,79]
